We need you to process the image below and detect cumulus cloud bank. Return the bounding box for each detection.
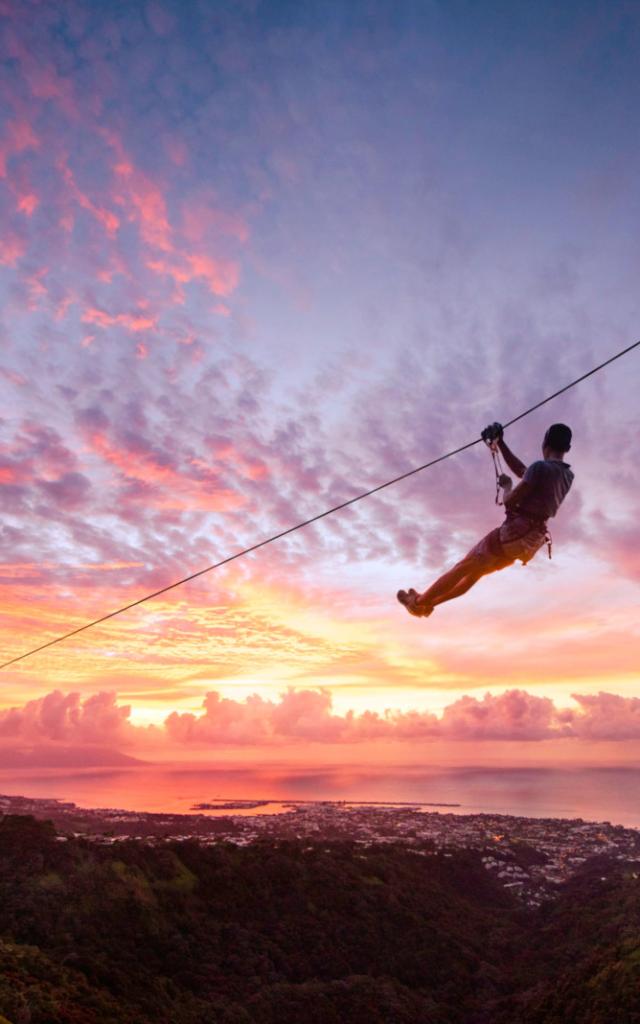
[0,689,134,745]
[3,688,640,755]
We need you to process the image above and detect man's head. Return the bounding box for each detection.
[542,423,572,458]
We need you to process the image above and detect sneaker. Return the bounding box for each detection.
[397,589,433,618]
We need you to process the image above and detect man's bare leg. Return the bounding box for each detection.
[399,556,498,617]
[430,571,483,607]
[413,554,502,612]
[418,557,478,608]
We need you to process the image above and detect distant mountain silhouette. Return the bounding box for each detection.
[0,745,147,768]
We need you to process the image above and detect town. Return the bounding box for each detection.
[2,791,639,907]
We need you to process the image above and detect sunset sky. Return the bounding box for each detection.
[1,0,640,775]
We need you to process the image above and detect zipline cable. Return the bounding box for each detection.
[2,337,639,671]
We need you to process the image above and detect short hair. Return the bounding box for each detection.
[544,423,572,452]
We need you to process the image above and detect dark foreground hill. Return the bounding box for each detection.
[0,816,638,1024]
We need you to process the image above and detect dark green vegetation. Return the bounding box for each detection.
[0,816,639,1024]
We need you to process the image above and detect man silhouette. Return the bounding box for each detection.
[397,423,574,618]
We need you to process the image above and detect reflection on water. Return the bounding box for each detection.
[0,763,639,827]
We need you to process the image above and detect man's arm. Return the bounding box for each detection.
[497,437,526,479]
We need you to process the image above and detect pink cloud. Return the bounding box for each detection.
[185,252,239,295]
[0,232,26,266]
[0,117,39,177]
[1,689,640,765]
[202,442,269,482]
[0,457,30,489]
[0,367,27,386]
[0,466,21,484]
[76,561,145,571]
[164,688,640,747]
[15,422,79,476]
[17,192,39,216]
[24,266,48,308]
[164,688,405,745]
[116,164,172,250]
[147,253,239,298]
[38,470,92,510]
[81,306,157,333]
[81,426,245,513]
[439,690,558,741]
[85,429,178,483]
[0,690,133,745]
[83,133,246,301]
[0,423,84,517]
[181,195,249,245]
[4,29,78,118]
[0,562,57,580]
[58,156,120,236]
[564,692,640,740]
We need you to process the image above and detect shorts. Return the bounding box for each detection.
[465,516,547,571]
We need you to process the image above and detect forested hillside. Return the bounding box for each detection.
[0,816,638,1023]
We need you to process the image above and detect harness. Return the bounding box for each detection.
[508,510,553,560]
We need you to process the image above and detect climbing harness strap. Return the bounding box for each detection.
[481,422,506,505]
[489,441,505,505]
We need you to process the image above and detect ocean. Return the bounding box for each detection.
[1,763,639,826]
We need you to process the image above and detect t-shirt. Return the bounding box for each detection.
[516,459,574,520]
